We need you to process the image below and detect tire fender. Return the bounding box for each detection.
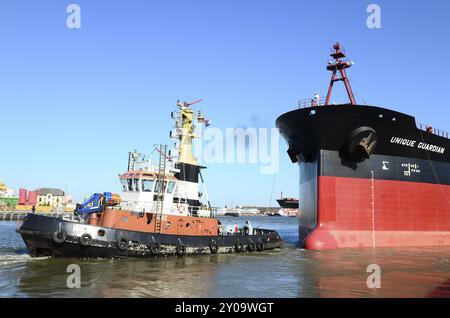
[210,240,219,254]
[234,241,244,253]
[117,237,128,251]
[80,233,92,247]
[176,244,186,256]
[149,242,160,255]
[52,231,67,244]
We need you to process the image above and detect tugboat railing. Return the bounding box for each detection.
[416,122,449,139]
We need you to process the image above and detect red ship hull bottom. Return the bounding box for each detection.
[304,176,450,250]
[304,229,450,250]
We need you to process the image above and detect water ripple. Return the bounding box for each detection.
[1,219,449,298]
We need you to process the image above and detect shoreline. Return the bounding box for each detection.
[0,211,68,221]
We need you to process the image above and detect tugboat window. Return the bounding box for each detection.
[127,179,133,192]
[134,179,140,191]
[121,179,128,191]
[166,181,176,194]
[155,180,167,193]
[142,179,154,192]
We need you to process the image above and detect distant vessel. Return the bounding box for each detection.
[224,211,240,217]
[217,207,261,217]
[18,99,282,257]
[276,43,450,250]
[266,212,282,217]
[276,193,299,217]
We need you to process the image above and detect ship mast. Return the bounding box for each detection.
[325,42,357,106]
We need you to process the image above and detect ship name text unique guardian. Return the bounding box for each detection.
[390,137,445,154]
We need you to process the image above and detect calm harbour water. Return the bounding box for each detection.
[0,217,449,298]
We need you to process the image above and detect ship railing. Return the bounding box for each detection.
[219,228,274,237]
[188,205,218,218]
[416,122,449,139]
[298,96,327,109]
[254,228,271,235]
[210,207,218,216]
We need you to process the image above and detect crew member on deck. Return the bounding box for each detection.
[314,92,320,106]
[244,220,253,235]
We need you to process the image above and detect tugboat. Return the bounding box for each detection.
[18,100,282,258]
[276,43,450,250]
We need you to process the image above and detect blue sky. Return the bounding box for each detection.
[1,0,449,206]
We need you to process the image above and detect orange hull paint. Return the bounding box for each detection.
[94,209,219,236]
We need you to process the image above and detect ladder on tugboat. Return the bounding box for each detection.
[154,144,167,233]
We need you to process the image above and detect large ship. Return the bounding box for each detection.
[18,100,282,258]
[276,43,450,250]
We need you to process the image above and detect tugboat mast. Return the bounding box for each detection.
[175,99,203,165]
[325,42,357,106]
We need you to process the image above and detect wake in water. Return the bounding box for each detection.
[0,221,49,267]
[0,248,49,267]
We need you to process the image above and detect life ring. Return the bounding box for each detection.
[256,240,264,252]
[52,230,67,244]
[234,241,244,253]
[209,240,219,254]
[79,233,92,247]
[176,244,186,256]
[247,242,256,252]
[117,238,128,251]
[149,242,160,255]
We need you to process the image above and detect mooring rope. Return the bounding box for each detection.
[418,130,450,205]
[254,132,281,229]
